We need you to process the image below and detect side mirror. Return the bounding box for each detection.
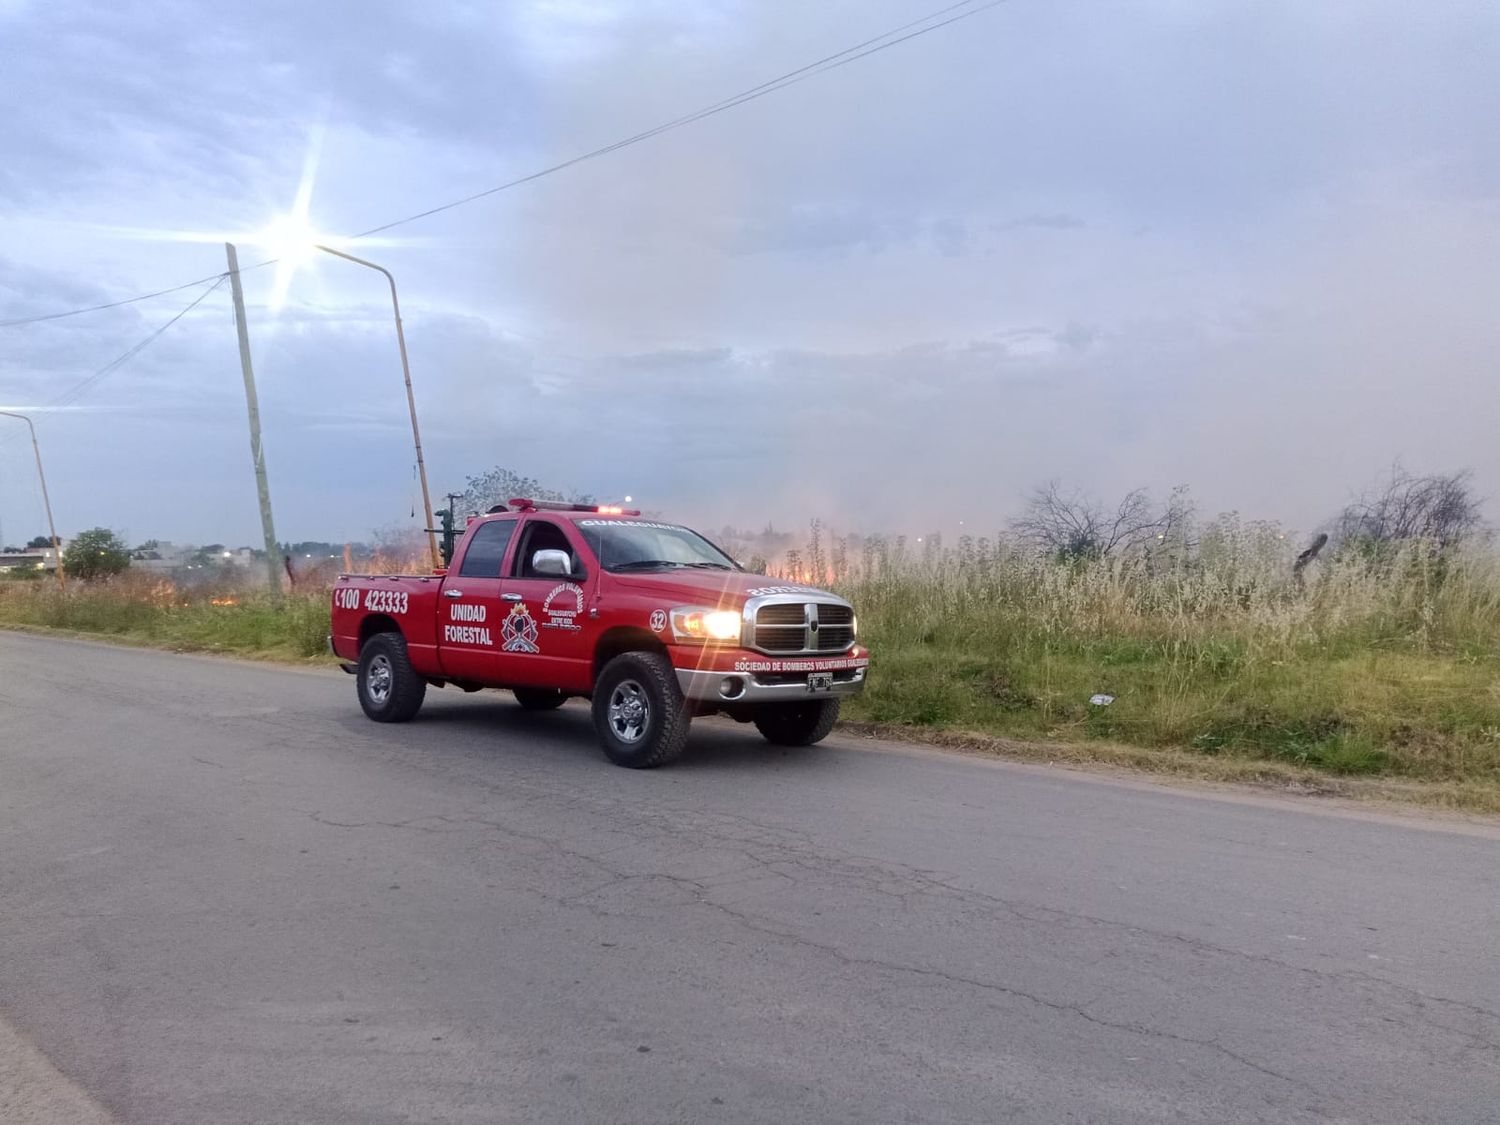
[532,549,571,577]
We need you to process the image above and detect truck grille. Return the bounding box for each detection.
[756,604,807,626]
[815,604,855,652]
[750,601,855,655]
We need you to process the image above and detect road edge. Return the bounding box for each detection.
[0,1011,116,1125]
[4,624,1497,821]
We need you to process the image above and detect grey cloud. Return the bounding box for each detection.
[733,204,974,258]
[0,1,542,201]
[1054,323,1098,351]
[617,347,734,372]
[996,214,1087,232]
[734,204,907,256]
[0,257,127,331]
[2,0,1498,546]
[930,219,968,257]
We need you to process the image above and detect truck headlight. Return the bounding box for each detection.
[671,607,743,644]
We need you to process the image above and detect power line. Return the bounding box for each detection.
[2,0,1005,329]
[0,271,230,329]
[45,275,228,411]
[354,0,1004,239]
[0,274,227,465]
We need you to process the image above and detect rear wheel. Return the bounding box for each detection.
[357,632,426,722]
[513,687,568,711]
[591,652,691,768]
[753,699,841,746]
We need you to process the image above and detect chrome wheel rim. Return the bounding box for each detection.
[366,653,393,705]
[607,680,650,744]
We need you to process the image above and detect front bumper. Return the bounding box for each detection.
[675,651,869,705]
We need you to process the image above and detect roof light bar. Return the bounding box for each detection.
[508,498,642,517]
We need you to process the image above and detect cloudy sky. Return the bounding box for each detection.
[1,0,1497,547]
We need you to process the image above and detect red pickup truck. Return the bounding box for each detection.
[330,500,869,768]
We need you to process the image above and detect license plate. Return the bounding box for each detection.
[807,673,834,693]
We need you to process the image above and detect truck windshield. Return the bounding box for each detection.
[578,520,739,573]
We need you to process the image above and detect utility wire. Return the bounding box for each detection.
[354,0,1004,239]
[2,0,1005,328]
[0,274,227,462]
[45,275,228,410]
[0,271,232,329]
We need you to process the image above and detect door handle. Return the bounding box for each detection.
[443,589,463,598]
[502,593,523,602]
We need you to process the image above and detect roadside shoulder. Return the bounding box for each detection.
[838,721,1500,825]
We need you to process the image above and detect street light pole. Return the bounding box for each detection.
[316,245,441,571]
[0,410,66,590]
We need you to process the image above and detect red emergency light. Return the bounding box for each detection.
[507,498,642,517]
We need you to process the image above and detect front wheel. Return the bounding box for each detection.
[591,652,691,768]
[357,632,427,722]
[753,699,841,746]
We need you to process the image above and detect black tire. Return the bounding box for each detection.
[513,687,568,711]
[753,699,841,746]
[357,632,426,722]
[591,651,691,768]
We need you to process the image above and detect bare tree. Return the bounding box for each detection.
[1292,532,1328,589]
[1334,465,1483,549]
[1013,481,1192,559]
[459,466,593,514]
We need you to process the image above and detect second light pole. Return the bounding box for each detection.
[0,410,66,590]
[317,246,440,571]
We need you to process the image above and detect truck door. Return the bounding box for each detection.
[495,517,597,692]
[437,516,518,682]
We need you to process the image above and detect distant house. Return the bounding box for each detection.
[131,542,190,574]
[0,546,60,572]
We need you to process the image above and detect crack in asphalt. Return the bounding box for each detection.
[296,801,1500,1061]
[697,894,1325,1097]
[293,804,1500,1098]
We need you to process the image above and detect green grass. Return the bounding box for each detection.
[832,534,1500,788]
[0,579,331,662]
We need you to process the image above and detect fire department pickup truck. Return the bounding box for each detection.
[329,500,869,768]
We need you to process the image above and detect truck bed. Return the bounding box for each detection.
[330,573,445,668]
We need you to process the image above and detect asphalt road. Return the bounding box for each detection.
[2,632,1498,1124]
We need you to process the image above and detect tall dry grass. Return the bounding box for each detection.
[783,519,1500,778]
[0,570,331,661]
[4,520,1499,781]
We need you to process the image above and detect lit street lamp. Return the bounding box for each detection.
[316,245,440,570]
[0,410,66,590]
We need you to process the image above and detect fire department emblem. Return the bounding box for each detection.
[500,602,540,653]
[542,582,584,630]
